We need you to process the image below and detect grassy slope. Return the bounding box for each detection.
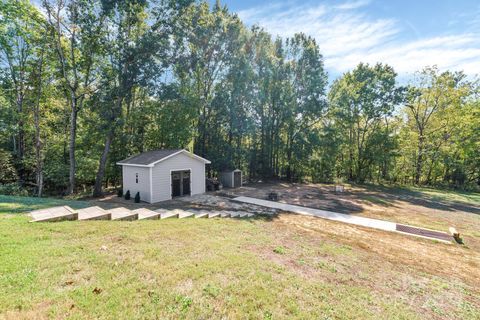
[1,193,479,319]
[0,195,91,215]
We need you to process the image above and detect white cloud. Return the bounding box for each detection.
[334,0,371,10]
[237,0,480,77]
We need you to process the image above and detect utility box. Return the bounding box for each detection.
[220,169,242,188]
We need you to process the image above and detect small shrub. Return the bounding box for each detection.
[117,188,123,197]
[273,246,286,255]
[0,183,28,196]
[134,192,140,203]
[124,190,131,200]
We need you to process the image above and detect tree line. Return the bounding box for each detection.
[0,0,479,197]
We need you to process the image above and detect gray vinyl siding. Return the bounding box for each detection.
[220,172,233,187]
[151,152,206,203]
[122,166,151,203]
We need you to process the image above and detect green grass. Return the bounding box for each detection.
[398,186,480,205]
[0,215,417,319]
[0,194,91,214]
[420,188,480,205]
[1,194,478,319]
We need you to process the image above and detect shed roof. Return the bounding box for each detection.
[117,149,211,167]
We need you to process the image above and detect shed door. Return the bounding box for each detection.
[171,170,191,197]
[171,172,181,197]
[182,171,191,195]
[234,171,241,188]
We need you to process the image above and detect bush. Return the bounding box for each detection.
[0,149,18,183]
[117,188,123,197]
[0,183,29,196]
[124,190,130,200]
[134,192,140,203]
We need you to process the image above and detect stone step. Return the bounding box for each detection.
[108,207,138,221]
[133,208,161,220]
[77,206,111,221]
[247,213,255,218]
[228,211,241,218]
[239,212,249,218]
[194,211,209,218]
[208,212,221,218]
[220,211,231,218]
[154,208,178,219]
[177,209,195,219]
[30,206,78,222]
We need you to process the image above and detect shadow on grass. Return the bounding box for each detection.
[361,184,480,215]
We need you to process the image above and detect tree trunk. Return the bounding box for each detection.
[34,104,44,197]
[415,134,424,185]
[93,129,114,197]
[34,53,44,197]
[67,97,78,194]
[16,93,25,185]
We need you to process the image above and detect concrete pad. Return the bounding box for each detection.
[133,208,160,220]
[77,206,111,221]
[30,206,78,222]
[108,207,138,221]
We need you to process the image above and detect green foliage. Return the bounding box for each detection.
[328,63,405,183]
[0,183,28,196]
[273,246,286,255]
[0,149,17,183]
[0,0,478,196]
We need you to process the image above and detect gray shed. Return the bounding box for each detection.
[117,149,211,203]
[220,169,242,188]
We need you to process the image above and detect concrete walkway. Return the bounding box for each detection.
[233,196,451,243]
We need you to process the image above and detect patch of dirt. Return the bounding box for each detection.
[250,213,480,318]
[230,182,480,245]
[272,213,480,290]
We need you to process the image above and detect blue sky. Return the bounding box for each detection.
[211,0,480,78]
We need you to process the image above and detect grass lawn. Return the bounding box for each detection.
[0,195,91,215]
[1,193,479,319]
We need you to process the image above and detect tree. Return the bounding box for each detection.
[329,63,404,182]
[405,67,470,185]
[282,34,328,180]
[0,0,45,185]
[43,0,104,194]
[92,0,150,196]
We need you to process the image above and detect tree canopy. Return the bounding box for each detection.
[0,0,478,197]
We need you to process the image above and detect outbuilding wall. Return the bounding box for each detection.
[122,165,151,203]
[151,152,206,203]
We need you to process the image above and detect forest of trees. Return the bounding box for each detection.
[0,0,479,197]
